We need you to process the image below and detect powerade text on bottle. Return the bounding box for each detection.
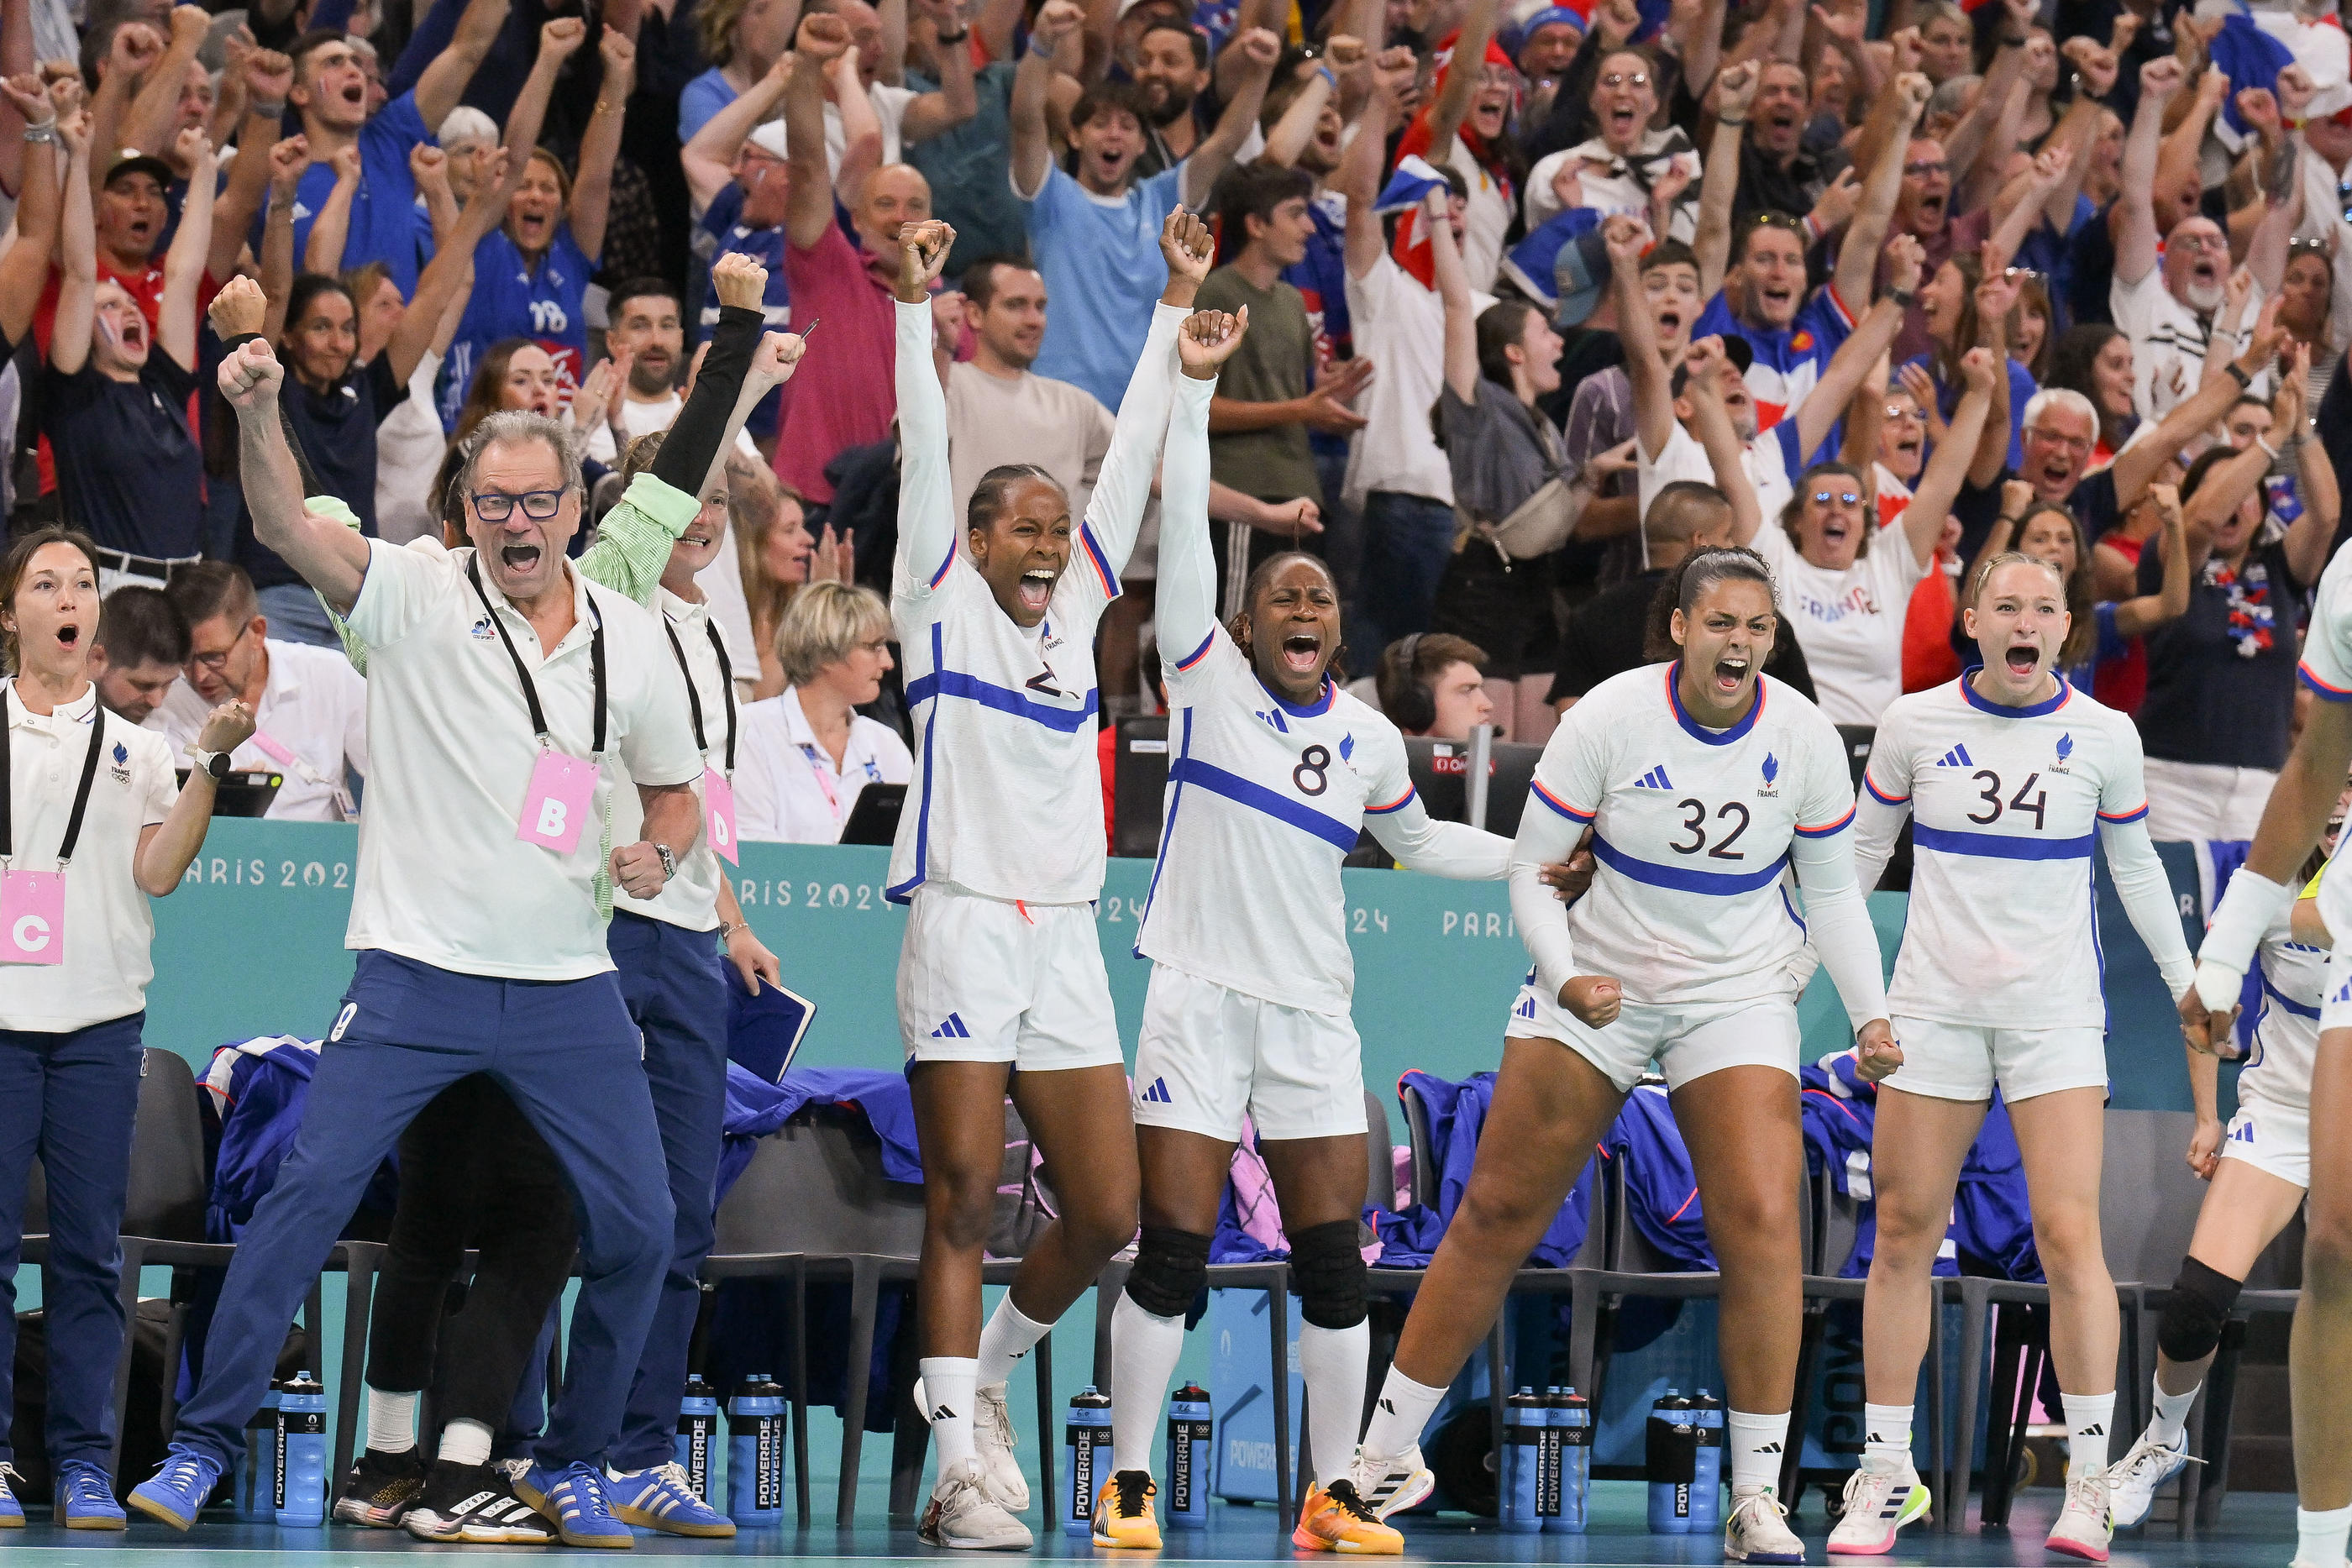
[1547,1387,1590,1533]
[1691,1390,1725,1531]
[1064,1387,1114,1536]
[727,1374,786,1527]
[237,1380,282,1521]
[1646,1390,1696,1534]
[1500,1387,1542,1532]
[675,1376,719,1502]
[1536,1387,1566,1527]
[274,1371,327,1526]
[1165,1384,1211,1527]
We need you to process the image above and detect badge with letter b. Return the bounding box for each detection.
[517,748,598,852]
[0,868,65,964]
[703,768,739,866]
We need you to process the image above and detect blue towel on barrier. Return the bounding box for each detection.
[1368,1070,1593,1266]
[1608,1084,1716,1270]
[718,1064,921,1198]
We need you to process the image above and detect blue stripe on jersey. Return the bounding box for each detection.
[1957,669,2071,717]
[1166,758,1361,852]
[1589,833,1790,894]
[2301,662,2352,702]
[1530,781,1594,821]
[1134,708,1194,952]
[1794,805,1854,837]
[1665,663,1764,745]
[1365,787,1415,815]
[903,669,1102,732]
[1175,631,1215,671]
[1079,522,1122,600]
[929,543,956,588]
[2264,970,2323,1020]
[1912,824,2095,860]
[886,626,948,905]
[1862,774,1908,805]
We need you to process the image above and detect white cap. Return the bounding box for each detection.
[748,119,790,160]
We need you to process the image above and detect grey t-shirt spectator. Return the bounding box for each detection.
[1195,265,1320,506]
[907,63,1028,262]
[1436,375,1566,522]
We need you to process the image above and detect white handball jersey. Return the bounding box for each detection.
[1861,677,2152,1028]
[1522,663,1856,1007]
[886,296,1183,905]
[2294,540,2352,945]
[2245,899,2323,1110]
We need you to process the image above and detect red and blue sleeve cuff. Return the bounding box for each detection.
[1366,787,1415,815]
[1530,781,1594,822]
[1795,805,1856,837]
[1174,631,1215,671]
[1862,774,1908,806]
[2098,803,2150,824]
[2300,662,2352,702]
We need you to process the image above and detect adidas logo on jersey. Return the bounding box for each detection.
[1140,1078,1173,1104]
[1935,744,1975,768]
[1255,708,1291,734]
[1634,765,1674,789]
[929,1014,973,1040]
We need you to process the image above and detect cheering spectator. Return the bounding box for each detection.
[1727,59,1849,236]
[1525,45,1699,240]
[1911,247,2035,468]
[1126,18,1217,181]
[1374,632,1494,738]
[89,586,191,725]
[583,281,764,467]
[1964,477,2190,696]
[1393,0,1513,291]
[1915,3,1973,86]
[800,0,976,169]
[734,454,826,698]
[945,255,1112,527]
[680,0,798,143]
[1011,0,1273,410]
[736,580,911,842]
[2047,322,2136,465]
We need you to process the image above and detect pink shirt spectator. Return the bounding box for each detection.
[777,222,898,503]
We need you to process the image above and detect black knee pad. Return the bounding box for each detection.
[1289,1219,1368,1331]
[2157,1256,2244,1364]
[1125,1226,1210,1319]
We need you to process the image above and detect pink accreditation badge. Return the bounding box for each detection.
[704,768,740,865]
[518,747,598,852]
[0,868,63,964]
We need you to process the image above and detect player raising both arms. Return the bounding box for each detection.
[887,212,1201,1550]
[1835,551,2195,1560]
[1097,307,1512,1555]
[1346,541,1898,1567]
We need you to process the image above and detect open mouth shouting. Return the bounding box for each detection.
[1710,653,1750,695]
[1279,631,1322,676]
[1017,567,1056,613]
[2003,639,2041,679]
[53,618,79,655]
[500,540,543,574]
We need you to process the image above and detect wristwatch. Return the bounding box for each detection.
[654,843,677,880]
[192,748,233,781]
[1888,286,1916,308]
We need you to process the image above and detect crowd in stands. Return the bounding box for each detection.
[8,0,2352,849]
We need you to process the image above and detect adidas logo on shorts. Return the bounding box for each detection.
[1140,1078,1173,1104]
[930,1014,972,1040]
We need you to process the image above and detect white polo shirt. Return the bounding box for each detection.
[343,540,704,980]
[0,681,177,1032]
[151,638,368,822]
[609,587,745,932]
[735,686,912,845]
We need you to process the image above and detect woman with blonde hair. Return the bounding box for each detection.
[736,580,911,842]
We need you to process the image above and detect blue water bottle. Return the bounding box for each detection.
[1165,1383,1211,1528]
[237,1380,281,1520]
[1500,1387,1542,1533]
[1535,1387,1566,1529]
[1063,1387,1113,1537]
[727,1374,785,1527]
[1553,1387,1590,1532]
[274,1371,327,1526]
[1646,1390,1695,1534]
[675,1376,719,1503]
[1690,1390,1725,1532]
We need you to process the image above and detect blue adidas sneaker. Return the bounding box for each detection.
[607,1461,735,1537]
[0,1463,24,1527]
[515,1460,634,1549]
[55,1461,127,1529]
[129,1445,223,1531]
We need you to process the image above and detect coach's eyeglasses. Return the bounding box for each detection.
[470,489,569,522]
[190,620,255,672]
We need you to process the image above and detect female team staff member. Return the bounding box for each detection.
[1349,546,1901,1566]
[1099,308,1511,1555]
[1835,553,2194,1561]
[888,212,1202,1550]
[0,528,252,1528]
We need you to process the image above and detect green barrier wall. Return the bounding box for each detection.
[142,821,2210,1113]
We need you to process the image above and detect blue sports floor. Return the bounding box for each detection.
[0,1483,2299,1565]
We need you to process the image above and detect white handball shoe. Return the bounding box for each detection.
[2045,1469,2114,1561]
[1725,1486,1807,1564]
[916,1458,1033,1551]
[1825,1461,1930,1555]
[2105,1431,2192,1528]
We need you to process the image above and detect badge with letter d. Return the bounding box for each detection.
[0,868,65,964]
[517,749,597,852]
[703,768,739,865]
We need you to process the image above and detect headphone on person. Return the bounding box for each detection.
[1383,633,1436,734]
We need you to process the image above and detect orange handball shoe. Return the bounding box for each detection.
[1292,1480,1404,1555]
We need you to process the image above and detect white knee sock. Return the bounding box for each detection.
[366,1387,418,1455]
[1358,1367,1446,1461]
[1861,1403,1913,1475]
[1726,1409,1789,1496]
[1297,1319,1370,1487]
[2297,1502,2352,1568]
[438,1419,492,1468]
[2061,1391,2115,1477]
[1109,1293,1185,1476]
[2148,1373,2199,1448]
[975,1297,1053,1389]
[921,1357,980,1473]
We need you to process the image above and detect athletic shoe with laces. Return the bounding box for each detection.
[1345,1445,1436,1520]
[515,1459,633,1549]
[972,1382,1030,1512]
[917,1455,1033,1550]
[129,1444,223,1530]
[1292,1478,1404,1554]
[402,1460,554,1544]
[333,1445,426,1527]
[1090,1467,1161,1550]
[2045,1469,2114,1561]
[1825,1460,1929,1555]
[1725,1486,1808,1564]
[0,1463,22,1527]
[55,1460,126,1529]
[2106,1431,2193,1528]
[607,1460,735,1537]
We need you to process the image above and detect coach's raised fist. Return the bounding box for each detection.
[1560,975,1621,1029]
[712,251,769,311]
[1179,307,1248,379]
[896,218,956,303]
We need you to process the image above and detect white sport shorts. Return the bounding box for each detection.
[2220,1087,2309,1189]
[1131,964,1368,1142]
[1882,1017,2109,1104]
[1504,972,1800,1093]
[897,886,1124,1071]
